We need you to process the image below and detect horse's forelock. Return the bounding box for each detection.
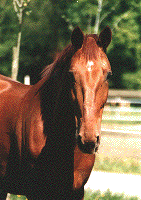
[72,35,99,64]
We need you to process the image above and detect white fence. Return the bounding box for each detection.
[103,105,141,122]
[101,90,141,135]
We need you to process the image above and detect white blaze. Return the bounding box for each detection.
[87,61,94,71]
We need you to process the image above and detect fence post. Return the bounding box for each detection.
[24,75,30,85]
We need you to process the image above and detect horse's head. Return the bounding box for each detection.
[70,26,112,154]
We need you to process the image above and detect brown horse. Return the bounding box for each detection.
[0,26,112,199]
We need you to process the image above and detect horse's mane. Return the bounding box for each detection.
[41,34,99,81]
[41,44,74,80]
[38,43,77,135]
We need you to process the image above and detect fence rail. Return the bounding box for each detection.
[104,106,141,113]
[108,89,141,99]
[102,90,141,135]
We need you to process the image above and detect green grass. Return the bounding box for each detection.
[84,189,139,200]
[8,194,27,200]
[94,157,141,175]
[102,108,141,125]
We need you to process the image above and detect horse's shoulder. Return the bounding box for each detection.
[26,97,46,158]
[16,85,46,158]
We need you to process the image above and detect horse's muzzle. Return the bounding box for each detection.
[76,135,99,154]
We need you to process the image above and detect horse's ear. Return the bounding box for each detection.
[71,26,84,49]
[98,26,112,51]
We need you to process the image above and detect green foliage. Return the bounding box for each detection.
[17,0,72,83]
[65,0,97,32]
[107,0,141,89]
[0,0,141,87]
[0,0,18,75]
[123,69,141,89]
[0,0,71,83]
[8,194,27,200]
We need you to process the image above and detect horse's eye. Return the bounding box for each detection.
[106,71,112,80]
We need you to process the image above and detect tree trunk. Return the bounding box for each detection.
[11,0,23,80]
[11,31,21,80]
[94,0,103,34]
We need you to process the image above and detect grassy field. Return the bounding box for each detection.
[84,190,139,200]
[94,157,141,175]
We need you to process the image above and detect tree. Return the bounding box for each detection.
[0,0,72,83]
[108,0,141,89]
[12,0,31,80]
[17,0,71,84]
[94,0,103,34]
[0,0,141,88]
[0,0,18,76]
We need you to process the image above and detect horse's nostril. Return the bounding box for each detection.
[97,136,99,143]
[87,142,95,150]
[77,135,96,154]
